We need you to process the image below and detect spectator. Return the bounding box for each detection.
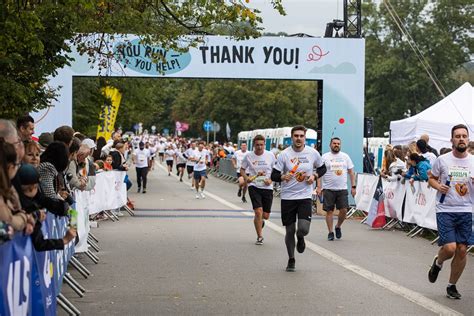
[93,136,107,161]
[363,146,375,174]
[22,140,41,168]
[67,145,94,191]
[420,134,439,157]
[16,115,35,141]
[38,132,54,152]
[381,148,406,182]
[403,153,431,183]
[38,141,70,200]
[0,139,33,235]
[53,125,75,147]
[0,119,25,163]
[416,139,437,166]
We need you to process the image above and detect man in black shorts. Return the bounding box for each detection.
[241,135,275,245]
[271,125,326,272]
[317,137,356,240]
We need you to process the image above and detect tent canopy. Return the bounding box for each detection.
[390,82,474,150]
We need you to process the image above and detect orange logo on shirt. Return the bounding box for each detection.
[295,172,306,182]
[335,170,343,176]
[455,183,468,196]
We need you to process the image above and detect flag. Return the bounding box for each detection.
[97,87,122,140]
[175,121,189,132]
[365,177,386,228]
[226,122,231,140]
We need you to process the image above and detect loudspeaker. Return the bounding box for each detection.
[364,117,374,137]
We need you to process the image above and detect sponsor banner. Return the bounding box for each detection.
[74,190,91,253]
[97,86,122,140]
[403,182,437,229]
[365,177,386,228]
[381,178,405,219]
[355,173,379,212]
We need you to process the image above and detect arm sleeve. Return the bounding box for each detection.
[31,221,64,251]
[415,163,431,181]
[316,164,327,178]
[38,167,58,199]
[271,168,282,182]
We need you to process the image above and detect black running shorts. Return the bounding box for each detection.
[166,160,173,167]
[186,165,194,174]
[177,163,186,169]
[322,189,349,211]
[281,199,312,226]
[248,186,273,213]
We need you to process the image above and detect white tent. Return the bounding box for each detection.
[390,82,474,150]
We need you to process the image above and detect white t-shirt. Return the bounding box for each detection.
[422,152,437,167]
[165,149,175,161]
[185,147,196,166]
[431,152,474,213]
[193,149,208,171]
[233,150,248,171]
[241,150,275,190]
[157,143,165,153]
[133,148,151,168]
[275,146,324,200]
[321,151,354,190]
[176,150,187,164]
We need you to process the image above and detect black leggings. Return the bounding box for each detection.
[136,167,149,189]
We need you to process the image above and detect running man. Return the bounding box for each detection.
[232,143,249,203]
[164,145,176,176]
[427,124,474,299]
[271,125,326,272]
[176,146,187,182]
[317,137,356,241]
[241,135,275,245]
[184,142,197,190]
[132,141,151,193]
[192,142,208,199]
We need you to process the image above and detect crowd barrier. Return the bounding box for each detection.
[354,173,474,245]
[216,158,238,182]
[0,171,127,316]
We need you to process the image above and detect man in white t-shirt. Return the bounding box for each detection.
[132,142,151,193]
[184,142,197,189]
[427,124,474,299]
[192,142,209,199]
[317,137,356,241]
[232,143,249,203]
[241,135,275,245]
[271,126,326,272]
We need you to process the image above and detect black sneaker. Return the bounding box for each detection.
[142,189,147,194]
[242,196,247,203]
[446,285,461,299]
[137,187,141,193]
[237,188,242,197]
[296,236,306,253]
[335,226,342,239]
[255,237,264,245]
[328,232,335,241]
[286,258,295,272]
[428,256,441,283]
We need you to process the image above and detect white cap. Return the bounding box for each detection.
[82,138,96,149]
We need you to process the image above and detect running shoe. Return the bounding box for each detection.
[238,188,242,197]
[296,236,306,253]
[328,232,335,241]
[428,256,441,283]
[200,191,206,199]
[137,187,141,193]
[180,178,183,182]
[142,190,146,194]
[242,196,247,203]
[335,226,342,239]
[446,285,461,299]
[195,193,201,199]
[255,237,264,245]
[286,258,296,272]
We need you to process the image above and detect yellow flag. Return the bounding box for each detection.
[97,87,122,140]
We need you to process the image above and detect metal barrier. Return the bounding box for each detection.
[215,158,238,183]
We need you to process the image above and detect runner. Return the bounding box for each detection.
[271,125,326,272]
[184,142,197,190]
[132,141,151,193]
[176,146,187,182]
[241,135,275,245]
[157,140,165,163]
[427,124,474,299]
[164,145,176,176]
[192,142,209,199]
[232,143,249,203]
[316,137,356,241]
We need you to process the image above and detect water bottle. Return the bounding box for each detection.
[439,176,451,204]
[69,208,78,229]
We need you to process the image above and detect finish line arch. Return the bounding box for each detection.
[33,35,365,171]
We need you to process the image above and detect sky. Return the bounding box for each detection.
[249,0,345,37]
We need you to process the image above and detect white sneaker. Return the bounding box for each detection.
[195,193,201,199]
[200,191,206,199]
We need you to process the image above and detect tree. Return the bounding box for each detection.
[363,0,473,135]
[0,0,285,119]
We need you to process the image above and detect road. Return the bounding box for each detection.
[60,163,474,315]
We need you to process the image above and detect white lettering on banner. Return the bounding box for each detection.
[381,179,405,219]
[43,254,52,289]
[7,257,30,316]
[56,250,64,285]
[403,182,437,229]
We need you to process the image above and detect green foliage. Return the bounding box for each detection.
[72,77,318,141]
[363,0,473,135]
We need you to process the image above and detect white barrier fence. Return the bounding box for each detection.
[74,171,127,252]
[355,174,437,231]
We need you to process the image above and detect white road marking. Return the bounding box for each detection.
[155,164,462,315]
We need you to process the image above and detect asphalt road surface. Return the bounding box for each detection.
[60,163,474,315]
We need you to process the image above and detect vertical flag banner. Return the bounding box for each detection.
[175,121,189,132]
[97,86,122,140]
[365,177,386,228]
[226,122,231,140]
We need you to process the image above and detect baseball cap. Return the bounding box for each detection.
[82,138,96,149]
[38,132,54,149]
